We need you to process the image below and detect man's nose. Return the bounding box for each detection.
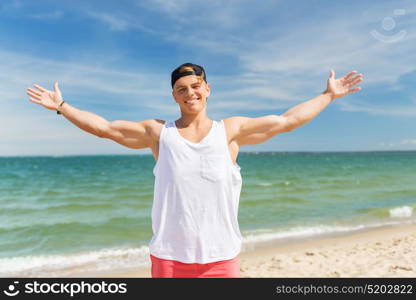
[186,88,195,97]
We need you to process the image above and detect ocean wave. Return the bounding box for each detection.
[356,205,415,220]
[241,219,416,249]
[243,225,366,244]
[1,202,115,213]
[0,215,145,232]
[257,182,273,187]
[0,245,150,277]
[389,206,413,218]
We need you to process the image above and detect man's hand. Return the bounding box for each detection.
[27,82,64,111]
[325,70,363,100]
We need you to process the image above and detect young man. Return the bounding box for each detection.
[26,62,363,278]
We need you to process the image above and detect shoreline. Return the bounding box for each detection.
[93,222,416,278]
[4,149,416,158]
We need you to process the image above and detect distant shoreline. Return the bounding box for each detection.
[2,150,416,158]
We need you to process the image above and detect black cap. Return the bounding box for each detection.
[171,62,207,88]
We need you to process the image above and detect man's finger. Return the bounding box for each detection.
[54,82,60,93]
[347,76,363,87]
[348,74,363,81]
[28,97,41,104]
[34,84,47,92]
[27,88,42,97]
[343,71,357,80]
[349,87,361,93]
[27,90,41,100]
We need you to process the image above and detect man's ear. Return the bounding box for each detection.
[172,90,178,103]
[206,83,211,97]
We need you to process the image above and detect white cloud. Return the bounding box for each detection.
[400,139,416,145]
[138,0,256,29]
[86,12,130,31]
[338,100,416,117]
[85,10,162,35]
[239,18,416,85]
[0,49,167,101]
[378,138,416,149]
[138,0,192,17]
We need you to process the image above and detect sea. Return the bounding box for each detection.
[1,151,415,277]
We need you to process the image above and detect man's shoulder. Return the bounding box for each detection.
[144,119,166,142]
[223,116,249,128]
[146,118,166,127]
[223,116,249,143]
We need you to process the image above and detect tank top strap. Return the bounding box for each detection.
[216,119,232,157]
[152,120,170,176]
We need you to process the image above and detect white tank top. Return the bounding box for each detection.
[149,119,243,263]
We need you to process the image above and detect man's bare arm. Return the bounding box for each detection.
[99,119,153,149]
[232,70,363,146]
[281,92,333,132]
[282,70,363,131]
[56,101,110,137]
[27,82,152,149]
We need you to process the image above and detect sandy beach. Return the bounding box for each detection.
[104,223,416,278]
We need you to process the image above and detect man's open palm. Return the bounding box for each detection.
[326,70,363,100]
[27,82,63,111]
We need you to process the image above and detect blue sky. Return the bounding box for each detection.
[1,0,415,156]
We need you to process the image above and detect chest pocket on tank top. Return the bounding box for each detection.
[200,154,227,182]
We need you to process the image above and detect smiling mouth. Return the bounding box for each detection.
[185,98,200,104]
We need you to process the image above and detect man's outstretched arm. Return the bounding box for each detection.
[26,82,153,149]
[282,70,363,132]
[230,70,363,146]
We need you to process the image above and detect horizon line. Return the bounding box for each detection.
[1,149,416,158]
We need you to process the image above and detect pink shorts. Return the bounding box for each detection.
[150,254,240,278]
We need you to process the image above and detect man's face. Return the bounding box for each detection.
[172,75,210,111]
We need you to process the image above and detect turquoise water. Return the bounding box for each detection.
[1,152,415,276]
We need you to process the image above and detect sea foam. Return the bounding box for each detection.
[389,206,413,218]
[0,245,150,277]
